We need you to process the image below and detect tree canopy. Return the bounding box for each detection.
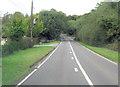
[65,2,119,46]
[2,12,25,41]
[2,2,119,48]
[38,9,68,40]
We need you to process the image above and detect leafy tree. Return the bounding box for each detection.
[23,16,31,37]
[24,14,46,38]
[67,20,77,35]
[33,21,46,38]
[39,9,68,40]
[2,13,12,38]
[67,15,80,21]
[6,12,25,41]
[67,2,119,47]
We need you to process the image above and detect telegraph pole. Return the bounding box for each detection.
[30,0,33,47]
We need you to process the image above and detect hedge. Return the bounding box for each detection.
[2,37,39,57]
[2,41,23,56]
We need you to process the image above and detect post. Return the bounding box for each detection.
[30,0,33,47]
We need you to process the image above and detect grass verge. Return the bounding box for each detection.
[2,46,54,85]
[78,41,118,63]
[35,40,60,45]
[0,68,2,87]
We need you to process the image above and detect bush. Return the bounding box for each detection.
[2,41,23,56]
[20,37,32,49]
[105,41,118,51]
[33,38,39,44]
[2,37,35,57]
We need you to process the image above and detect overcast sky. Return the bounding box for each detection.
[0,0,104,17]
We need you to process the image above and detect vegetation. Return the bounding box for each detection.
[1,1,119,85]
[2,12,25,41]
[2,9,68,40]
[2,2,119,49]
[2,46,54,85]
[24,14,46,38]
[2,37,33,57]
[65,2,119,51]
[38,9,68,40]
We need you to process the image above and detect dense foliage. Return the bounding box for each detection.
[2,12,25,41]
[38,9,68,40]
[2,9,68,41]
[66,2,119,49]
[24,15,46,38]
[2,12,45,41]
[2,37,32,56]
[2,2,119,52]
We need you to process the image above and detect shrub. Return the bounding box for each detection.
[105,41,118,51]
[33,38,39,44]
[20,37,31,49]
[2,41,23,56]
[2,37,36,57]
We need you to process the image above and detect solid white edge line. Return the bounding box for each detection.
[16,69,37,86]
[69,41,94,86]
[16,42,62,86]
[81,44,117,65]
[37,42,62,68]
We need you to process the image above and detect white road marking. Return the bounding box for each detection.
[72,57,74,59]
[16,42,62,86]
[70,52,72,53]
[37,42,62,68]
[74,68,78,72]
[16,69,37,86]
[81,45,117,65]
[69,41,94,86]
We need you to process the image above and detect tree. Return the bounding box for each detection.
[33,20,46,38]
[67,15,80,21]
[2,13,12,38]
[39,9,68,40]
[67,20,77,35]
[99,16,119,43]
[24,14,46,38]
[6,12,25,41]
[23,17,31,37]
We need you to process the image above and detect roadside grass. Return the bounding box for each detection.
[2,46,54,85]
[78,41,118,63]
[0,58,2,86]
[0,68,1,86]
[35,40,60,45]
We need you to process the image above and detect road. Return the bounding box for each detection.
[18,34,118,86]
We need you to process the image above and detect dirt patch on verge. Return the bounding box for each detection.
[33,43,59,47]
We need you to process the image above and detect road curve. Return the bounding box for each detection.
[18,34,118,86]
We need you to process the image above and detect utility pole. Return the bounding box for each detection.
[30,0,33,47]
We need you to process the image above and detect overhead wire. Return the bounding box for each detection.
[6,0,29,15]
[5,0,40,16]
[13,0,30,13]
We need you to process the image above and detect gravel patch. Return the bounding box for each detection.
[33,43,59,47]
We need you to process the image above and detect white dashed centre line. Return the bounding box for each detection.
[74,68,78,72]
[72,57,74,59]
[69,41,94,86]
